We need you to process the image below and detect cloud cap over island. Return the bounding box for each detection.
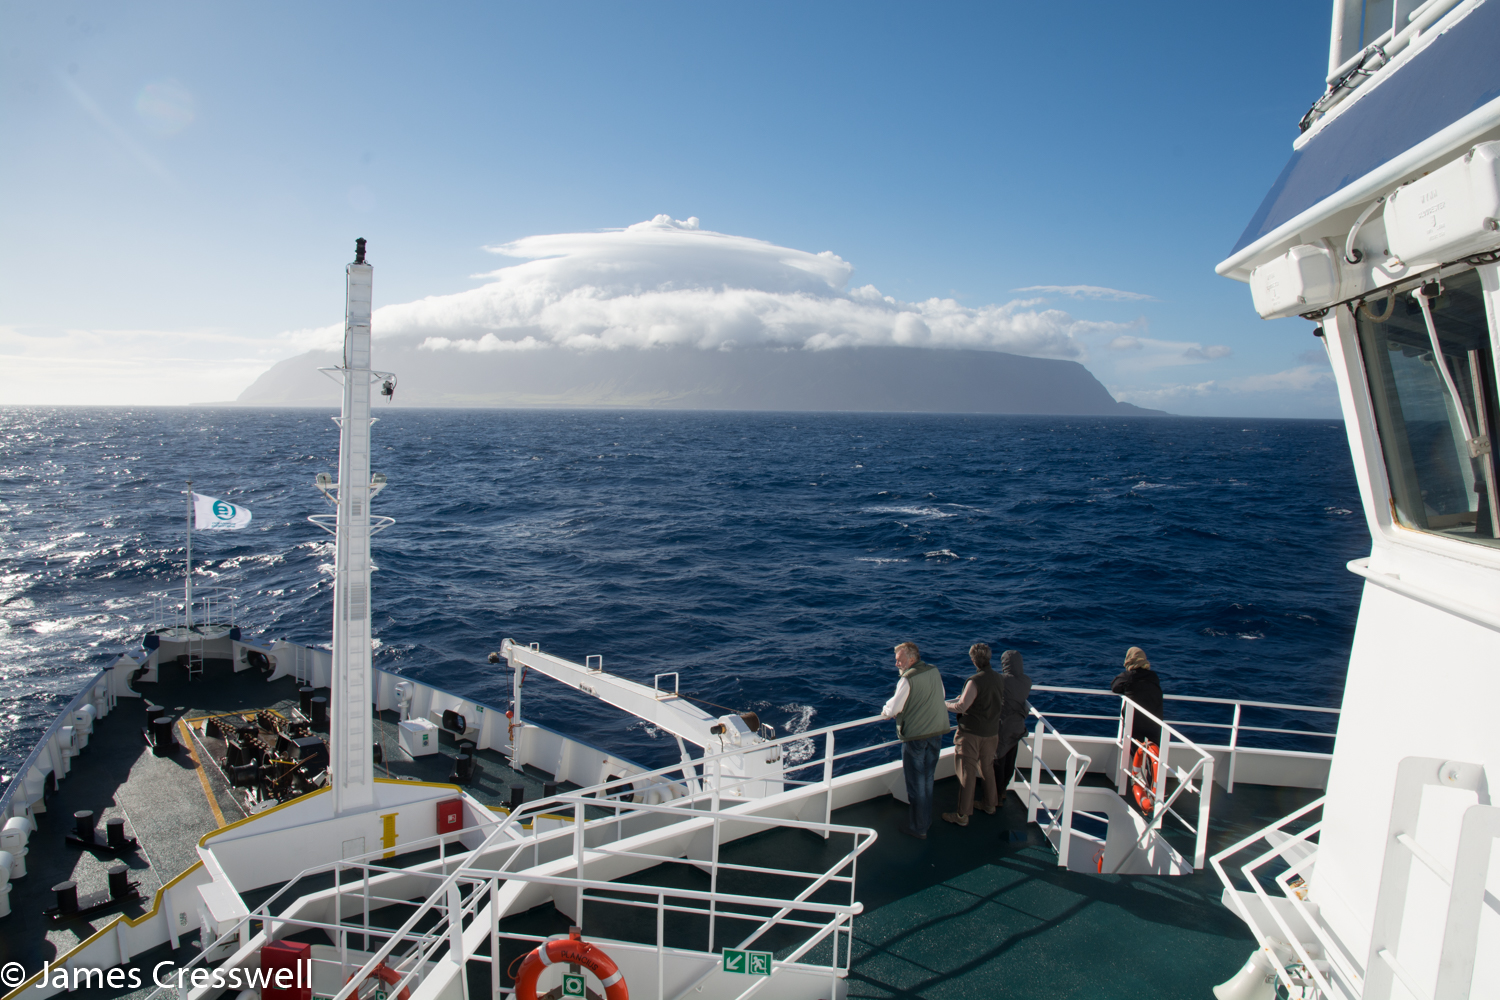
[351,216,1132,359]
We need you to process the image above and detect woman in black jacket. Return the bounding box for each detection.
[1111,646,1163,747]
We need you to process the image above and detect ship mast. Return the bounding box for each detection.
[330,238,378,815]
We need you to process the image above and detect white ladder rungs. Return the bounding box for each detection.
[1394,832,1453,886]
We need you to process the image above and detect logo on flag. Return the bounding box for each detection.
[193,492,253,530]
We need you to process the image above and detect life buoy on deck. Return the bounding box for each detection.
[1130,741,1160,814]
[515,928,629,1000]
[345,960,412,1000]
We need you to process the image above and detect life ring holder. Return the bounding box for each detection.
[345,960,412,1000]
[514,927,629,1000]
[1130,740,1160,814]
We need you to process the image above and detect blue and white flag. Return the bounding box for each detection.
[193,492,253,530]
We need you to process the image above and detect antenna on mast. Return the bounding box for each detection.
[354,237,367,264]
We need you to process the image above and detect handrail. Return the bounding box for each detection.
[150,789,875,1000]
[1209,797,1355,1000]
[1111,697,1217,870]
[1031,683,1342,716]
[328,721,894,1000]
[335,792,877,1000]
[492,713,895,840]
[1029,683,1335,794]
[1018,706,1093,868]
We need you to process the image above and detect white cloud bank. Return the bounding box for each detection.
[1014,284,1157,302]
[1113,365,1336,407]
[352,216,1132,360]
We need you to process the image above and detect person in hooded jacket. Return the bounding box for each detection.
[1111,646,1164,748]
[991,650,1032,805]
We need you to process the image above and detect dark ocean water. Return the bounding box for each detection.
[0,407,1370,779]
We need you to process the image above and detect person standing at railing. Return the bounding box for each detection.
[1111,646,1163,747]
[880,641,948,840]
[940,643,1002,827]
[992,650,1032,805]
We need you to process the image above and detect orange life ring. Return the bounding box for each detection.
[1130,741,1160,814]
[345,961,412,1000]
[515,928,629,1000]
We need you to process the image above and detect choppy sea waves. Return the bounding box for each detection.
[0,407,1370,778]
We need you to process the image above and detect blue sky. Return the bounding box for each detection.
[0,2,1338,415]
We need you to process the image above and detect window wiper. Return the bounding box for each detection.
[1415,281,1491,459]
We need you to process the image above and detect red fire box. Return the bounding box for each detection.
[437,797,463,833]
[260,939,312,1000]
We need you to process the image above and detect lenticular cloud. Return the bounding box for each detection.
[375,216,1113,359]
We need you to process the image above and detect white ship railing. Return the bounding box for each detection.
[1021,692,1219,871]
[148,585,240,637]
[1214,757,1500,1000]
[1030,684,1339,791]
[147,718,890,1000]
[338,798,872,1000]
[1209,797,1356,1000]
[1016,710,1093,868]
[1115,699,1217,870]
[1025,684,1341,871]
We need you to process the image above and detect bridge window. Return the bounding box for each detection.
[1358,268,1500,547]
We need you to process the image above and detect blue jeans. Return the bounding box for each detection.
[902,736,942,835]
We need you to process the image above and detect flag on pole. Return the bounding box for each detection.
[193,492,253,530]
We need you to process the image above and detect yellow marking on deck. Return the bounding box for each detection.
[380,811,399,858]
[179,718,228,828]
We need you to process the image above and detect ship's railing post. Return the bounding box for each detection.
[1227,702,1242,793]
[1058,751,1078,868]
[709,757,722,951]
[336,862,346,983]
[446,882,463,978]
[1152,728,1171,825]
[574,799,586,930]
[656,889,666,1000]
[1118,701,1135,795]
[1027,720,1044,825]
[490,878,501,1000]
[822,729,835,839]
[1194,757,1214,869]
[362,864,371,953]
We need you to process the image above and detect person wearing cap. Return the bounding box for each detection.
[940,643,1003,827]
[880,641,948,839]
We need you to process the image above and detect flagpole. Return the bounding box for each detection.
[185,480,194,632]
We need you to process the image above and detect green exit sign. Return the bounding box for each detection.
[722,948,773,976]
[562,972,586,996]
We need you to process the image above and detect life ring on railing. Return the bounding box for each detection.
[1130,741,1160,814]
[514,928,629,1000]
[345,961,412,1000]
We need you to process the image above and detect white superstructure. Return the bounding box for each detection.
[1215,3,1500,997]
